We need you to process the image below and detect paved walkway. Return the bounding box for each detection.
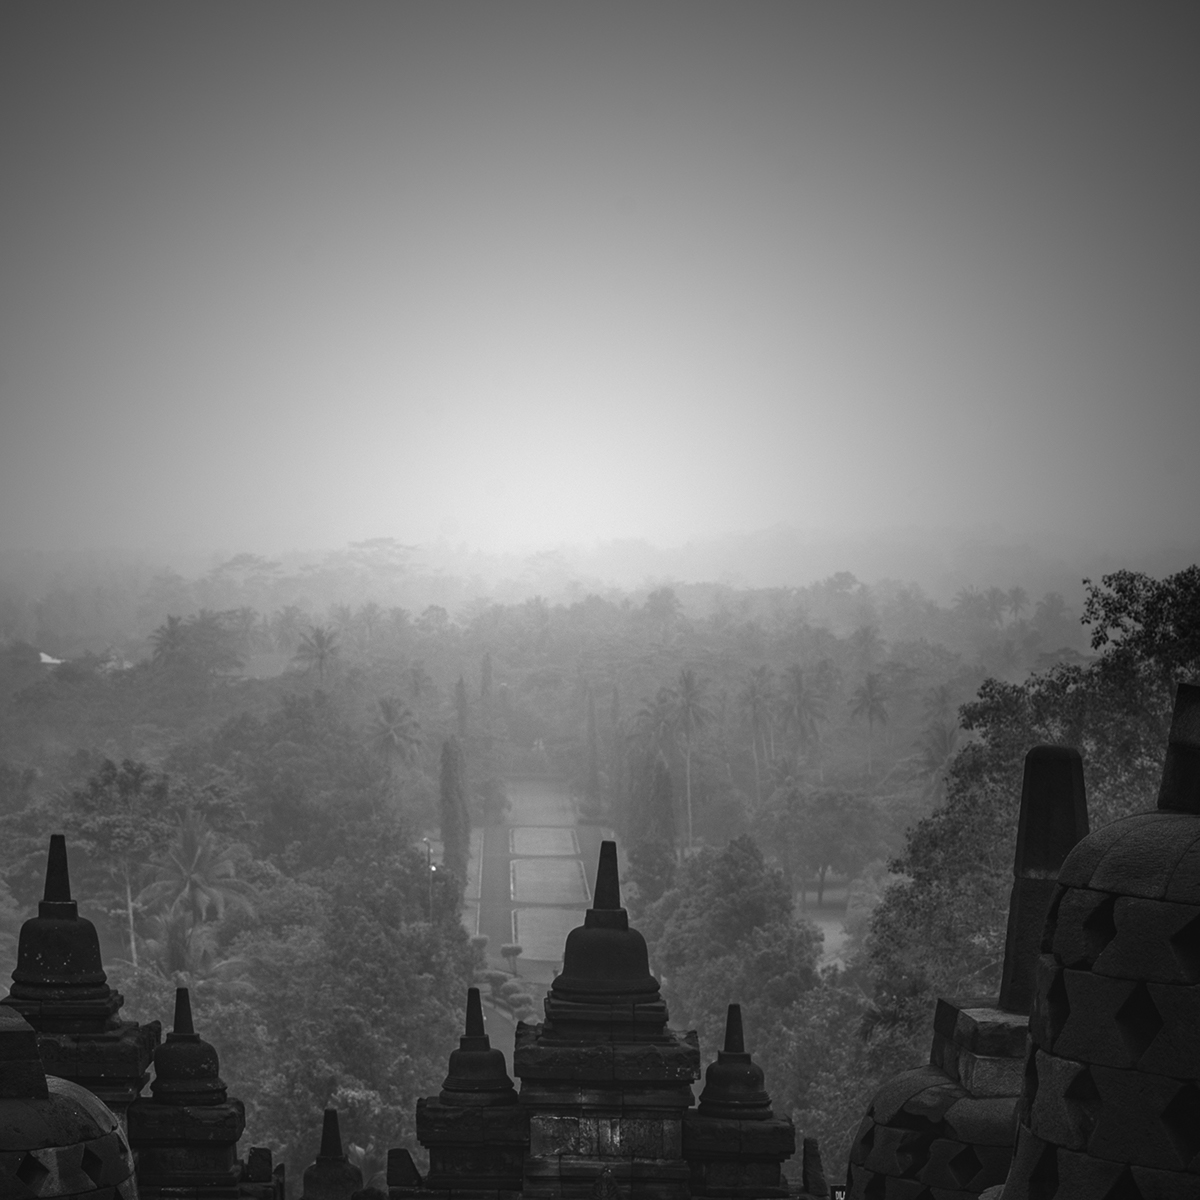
[469,779,612,1055]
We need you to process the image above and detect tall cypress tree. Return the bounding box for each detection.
[439,736,469,881]
[584,687,602,816]
[455,676,469,740]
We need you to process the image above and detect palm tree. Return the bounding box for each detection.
[850,673,889,777]
[673,668,711,849]
[1006,586,1029,624]
[738,667,774,807]
[923,684,954,724]
[634,687,677,758]
[293,624,339,684]
[779,665,824,759]
[985,587,1008,627]
[150,615,187,666]
[849,625,884,668]
[372,695,422,776]
[140,907,249,998]
[138,812,254,930]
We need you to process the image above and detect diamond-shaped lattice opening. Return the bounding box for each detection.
[16,1153,50,1189]
[1100,1166,1144,1200]
[1028,1142,1059,1200]
[1115,982,1164,1061]
[1082,893,1118,962]
[1046,969,1070,1042]
[1169,913,1200,982]
[948,1144,983,1188]
[1161,1082,1200,1166]
[1063,1063,1102,1139]
[80,1144,106,1186]
[863,1169,887,1200]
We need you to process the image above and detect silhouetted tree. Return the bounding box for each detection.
[673,668,711,848]
[850,673,888,776]
[293,625,339,684]
[439,737,469,881]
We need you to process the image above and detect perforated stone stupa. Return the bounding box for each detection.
[1000,682,1200,1199]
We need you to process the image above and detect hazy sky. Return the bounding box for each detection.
[2,4,1198,558]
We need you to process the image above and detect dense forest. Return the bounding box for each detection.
[1,548,1195,1179]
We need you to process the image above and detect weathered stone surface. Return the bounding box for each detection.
[1091,896,1200,982]
[932,1000,1028,1059]
[1052,969,1140,1067]
[1056,812,1161,889]
[868,1066,958,1125]
[941,1095,1018,1147]
[1050,888,1119,970]
[1087,1064,1194,1170]
[127,1098,246,1142]
[1027,1051,1097,1151]
[1165,836,1200,904]
[1089,815,1200,899]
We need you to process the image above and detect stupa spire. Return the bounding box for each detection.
[1157,680,1200,813]
[319,1108,344,1159]
[300,1107,362,1199]
[593,841,621,909]
[172,986,196,1037]
[44,833,72,904]
[998,745,1089,1013]
[722,1003,745,1055]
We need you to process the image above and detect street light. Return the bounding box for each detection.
[422,838,434,922]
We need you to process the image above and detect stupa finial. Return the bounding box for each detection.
[318,1108,344,1159]
[465,986,485,1039]
[723,1004,745,1055]
[44,834,72,903]
[594,841,621,909]
[172,987,195,1037]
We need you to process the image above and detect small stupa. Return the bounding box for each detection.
[127,987,247,1198]
[683,1004,795,1197]
[1,834,160,1120]
[415,986,526,1193]
[514,840,702,1199]
[300,1108,364,1200]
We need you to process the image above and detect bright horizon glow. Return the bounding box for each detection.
[1,6,1198,565]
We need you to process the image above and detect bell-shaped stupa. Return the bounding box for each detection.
[128,987,247,1198]
[515,841,700,1199]
[300,1109,363,1200]
[684,1004,795,1197]
[416,986,526,1192]
[541,841,666,1043]
[1,835,160,1119]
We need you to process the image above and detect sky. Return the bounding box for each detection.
[1,4,1198,562]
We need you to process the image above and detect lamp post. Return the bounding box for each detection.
[422,837,434,922]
